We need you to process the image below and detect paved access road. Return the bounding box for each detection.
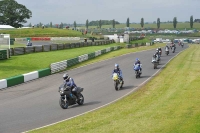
[0,45,188,133]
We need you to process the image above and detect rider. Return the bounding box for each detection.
[134,58,142,73]
[165,44,170,51]
[112,64,124,84]
[27,40,32,46]
[158,47,162,55]
[63,73,79,99]
[155,49,160,60]
[152,54,158,62]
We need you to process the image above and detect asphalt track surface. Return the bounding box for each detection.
[19,41,52,46]
[0,45,188,133]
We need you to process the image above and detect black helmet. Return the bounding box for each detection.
[153,54,156,58]
[63,73,69,80]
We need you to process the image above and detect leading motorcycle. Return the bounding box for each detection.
[58,83,84,109]
[112,73,123,91]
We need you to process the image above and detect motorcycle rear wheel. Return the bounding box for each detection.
[59,97,69,109]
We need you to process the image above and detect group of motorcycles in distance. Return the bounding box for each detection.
[152,42,184,69]
[57,41,184,109]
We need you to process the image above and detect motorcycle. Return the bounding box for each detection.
[158,49,162,56]
[152,57,159,69]
[165,50,169,55]
[172,46,175,53]
[112,73,123,91]
[134,64,142,78]
[58,83,84,109]
[181,43,184,48]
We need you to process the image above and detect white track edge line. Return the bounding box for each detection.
[23,47,188,133]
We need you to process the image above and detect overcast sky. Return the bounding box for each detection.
[16,0,199,25]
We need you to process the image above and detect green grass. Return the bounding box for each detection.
[79,23,200,30]
[0,28,91,38]
[0,43,121,79]
[130,38,151,44]
[29,45,200,133]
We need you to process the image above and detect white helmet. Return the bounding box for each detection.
[115,64,119,69]
[63,73,70,80]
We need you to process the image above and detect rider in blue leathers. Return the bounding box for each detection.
[63,73,78,99]
[134,58,142,73]
[112,64,124,84]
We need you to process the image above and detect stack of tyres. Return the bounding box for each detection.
[0,49,8,60]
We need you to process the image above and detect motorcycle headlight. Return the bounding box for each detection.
[60,88,64,94]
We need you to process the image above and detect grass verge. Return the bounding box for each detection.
[29,45,200,133]
[0,28,91,38]
[130,38,151,44]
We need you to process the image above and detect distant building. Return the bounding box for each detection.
[194,19,200,23]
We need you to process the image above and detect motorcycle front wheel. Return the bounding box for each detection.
[114,81,119,91]
[59,97,69,109]
[77,93,84,105]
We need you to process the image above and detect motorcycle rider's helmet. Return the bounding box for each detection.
[136,58,139,61]
[115,64,119,69]
[153,54,156,58]
[63,73,70,80]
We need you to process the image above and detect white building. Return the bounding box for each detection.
[0,25,15,30]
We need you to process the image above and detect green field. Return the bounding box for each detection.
[130,38,151,44]
[80,23,200,30]
[0,28,92,38]
[29,44,200,133]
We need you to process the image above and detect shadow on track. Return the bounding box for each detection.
[70,101,101,109]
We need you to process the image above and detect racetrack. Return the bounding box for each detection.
[0,45,188,133]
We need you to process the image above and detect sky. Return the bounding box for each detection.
[16,0,200,25]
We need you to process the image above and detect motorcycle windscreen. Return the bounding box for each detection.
[112,73,118,80]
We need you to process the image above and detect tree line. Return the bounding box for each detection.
[0,0,196,29]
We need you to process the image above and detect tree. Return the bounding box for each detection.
[0,0,32,28]
[157,18,160,29]
[190,15,193,28]
[141,18,144,28]
[39,22,42,28]
[173,17,177,29]
[60,22,63,29]
[50,22,52,28]
[74,21,76,30]
[112,19,115,28]
[126,18,129,27]
[99,20,102,29]
[28,23,32,27]
[88,20,120,26]
[86,19,89,29]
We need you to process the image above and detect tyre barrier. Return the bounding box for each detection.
[126,42,154,48]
